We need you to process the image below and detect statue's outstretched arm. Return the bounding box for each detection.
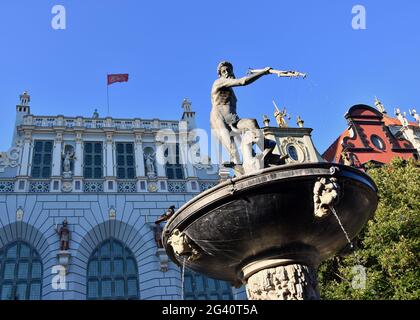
[238,68,271,86]
[217,68,271,89]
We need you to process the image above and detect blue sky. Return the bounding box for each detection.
[0,0,419,152]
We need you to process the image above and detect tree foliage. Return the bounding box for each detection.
[318,158,420,299]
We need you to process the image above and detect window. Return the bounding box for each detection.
[116,143,135,179]
[0,242,43,300]
[65,120,75,128]
[87,239,139,300]
[370,135,385,151]
[140,181,146,190]
[18,181,25,190]
[160,181,166,190]
[31,140,53,178]
[165,144,184,180]
[287,145,299,161]
[184,270,233,300]
[84,142,103,179]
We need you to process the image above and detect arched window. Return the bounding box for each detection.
[184,270,233,300]
[87,238,139,300]
[0,241,43,300]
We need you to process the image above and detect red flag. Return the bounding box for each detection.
[107,74,129,85]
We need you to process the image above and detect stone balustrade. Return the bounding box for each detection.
[22,115,179,131]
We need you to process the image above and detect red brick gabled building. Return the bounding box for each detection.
[323,103,419,168]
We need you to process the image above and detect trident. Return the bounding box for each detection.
[248,68,307,79]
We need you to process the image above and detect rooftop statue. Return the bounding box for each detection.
[273,100,290,128]
[92,109,99,119]
[409,108,420,125]
[296,115,305,128]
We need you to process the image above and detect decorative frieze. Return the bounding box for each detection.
[0,147,20,173]
[168,181,186,193]
[199,181,217,192]
[29,181,50,193]
[0,181,15,193]
[117,181,137,193]
[84,181,104,193]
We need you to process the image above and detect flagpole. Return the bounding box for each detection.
[106,74,110,116]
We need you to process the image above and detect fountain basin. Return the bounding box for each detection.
[163,163,378,285]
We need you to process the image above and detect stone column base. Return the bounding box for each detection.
[246,263,319,300]
[57,250,71,274]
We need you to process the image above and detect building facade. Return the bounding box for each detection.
[0,92,246,300]
[323,99,419,167]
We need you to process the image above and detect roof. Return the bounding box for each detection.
[382,114,418,127]
[322,104,418,164]
[322,129,350,162]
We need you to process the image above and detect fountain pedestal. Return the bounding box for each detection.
[246,263,319,300]
[163,163,378,300]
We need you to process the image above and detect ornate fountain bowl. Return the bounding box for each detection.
[163,163,378,285]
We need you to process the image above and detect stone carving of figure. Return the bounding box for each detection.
[395,108,409,127]
[375,97,387,114]
[241,130,265,174]
[0,147,20,173]
[63,152,71,172]
[402,112,409,127]
[62,148,75,177]
[144,153,156,177]
[409,109,420,125]
[341,150,354,166]
[313,177,340,218]
[263,115,270,127]
[55,220,70,251]
[296,116,305,128]
[167,229,202,262]
[273,101,290,128]
[154,206,175,248]
[93,109,99,119]
[210,61,272,175]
